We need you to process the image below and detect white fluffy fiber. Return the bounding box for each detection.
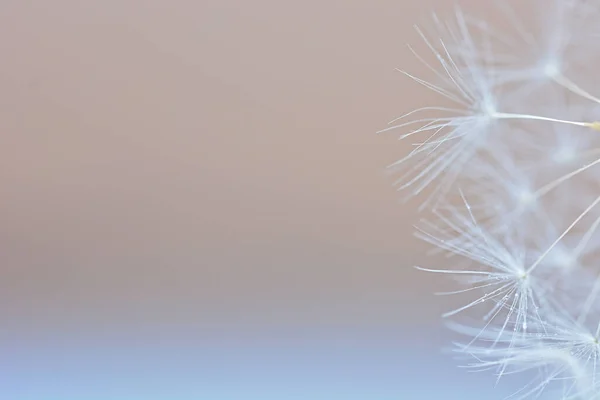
[384,1,600,399]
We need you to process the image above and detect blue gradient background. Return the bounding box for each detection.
[0,0,526,398]
[2,328,520,399]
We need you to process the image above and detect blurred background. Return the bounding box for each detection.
[0,0,523,399]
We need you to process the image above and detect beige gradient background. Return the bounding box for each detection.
[0,0,524,397]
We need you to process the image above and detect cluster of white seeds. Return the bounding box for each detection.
[383,1,600,398]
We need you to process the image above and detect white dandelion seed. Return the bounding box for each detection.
[380,5,600,209]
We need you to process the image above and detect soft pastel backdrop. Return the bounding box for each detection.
[0,0,525,398]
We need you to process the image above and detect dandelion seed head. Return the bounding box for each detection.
[384,0,600,398]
